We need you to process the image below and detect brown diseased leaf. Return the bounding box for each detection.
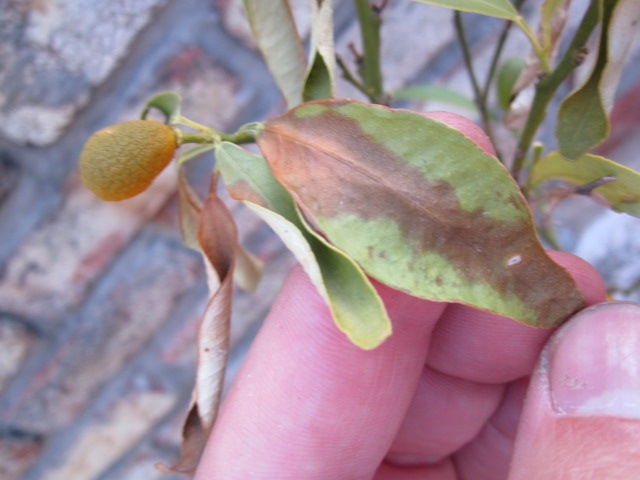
[257,99,584,328]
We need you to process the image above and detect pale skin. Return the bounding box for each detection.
[195,114,640,479]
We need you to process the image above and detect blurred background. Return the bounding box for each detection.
[1,1,639,479]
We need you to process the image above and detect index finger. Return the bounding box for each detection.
[194,266,447,479]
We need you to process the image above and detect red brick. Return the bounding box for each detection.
[1,237,202,433]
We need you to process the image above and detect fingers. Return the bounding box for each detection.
[385,251,607,477]
[509,302,640,479]
[453,377,529,480]
[374,459,456,479]
[195,267,447,480]
[386,367,505,464]
[195,249,609,479]
[426,251,607,384]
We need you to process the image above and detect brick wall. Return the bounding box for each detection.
[1,1,639,479]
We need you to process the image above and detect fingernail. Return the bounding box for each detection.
[549,302,640,418]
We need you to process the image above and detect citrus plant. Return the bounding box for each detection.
[78,0,640,473]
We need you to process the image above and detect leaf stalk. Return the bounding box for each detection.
[177,122,262,147]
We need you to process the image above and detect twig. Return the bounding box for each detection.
[479,0,526,105]
[454,12,498,155]
[353,0,384,104]
[337,55,378,103]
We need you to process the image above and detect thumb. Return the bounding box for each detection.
[509,302,640,480]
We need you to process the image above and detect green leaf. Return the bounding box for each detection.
[556,0,640,159]
[413,0,519,21]
[303,53,334,102]
[257,99,584,328]
[555,78,608,159]
[303,0,336,102]
[215,142,391,349]
[244,0,307,108]
[141,91,182,123]
[508,0,571,98]
[393,84,478,111]
[528,151,640,217]
[555,0,609,159]
[496,57,526,110]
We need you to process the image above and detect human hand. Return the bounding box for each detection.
[193,251,640,479]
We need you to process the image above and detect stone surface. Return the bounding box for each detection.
[0,0,169,146]
[41,389,176,480]
[2,234,202,432]
[0,319,34,393]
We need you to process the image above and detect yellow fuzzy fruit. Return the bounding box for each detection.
[79,120,177,201]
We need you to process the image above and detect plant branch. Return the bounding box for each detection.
[220,122,262,145]
[512,0,601,182]
[178,122,262,147]
[337,55,378,103]
[179,132,215,145]
[454,12,498,155]
[479,0,526,104]
[454,12,483,101]
[353,0,385,104]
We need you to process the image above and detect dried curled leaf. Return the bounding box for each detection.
[257,99,584,327]
[177,168,263,291]
[160,180,237,474]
